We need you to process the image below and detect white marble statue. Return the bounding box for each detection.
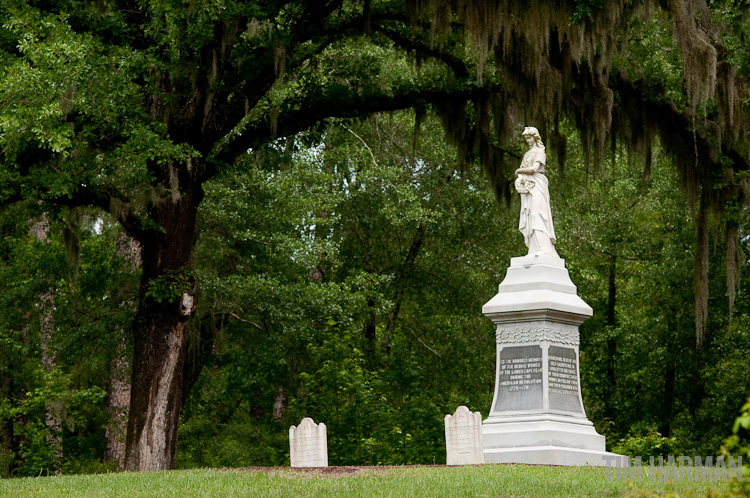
[514,127,559,258]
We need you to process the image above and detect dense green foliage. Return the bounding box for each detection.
[0,104,748,474]
[0,208,139,474]
[179,114,512,467]
[174,115,750,469]
[1,105,750,474]
[1,0,750,477]
[555,130,750,458]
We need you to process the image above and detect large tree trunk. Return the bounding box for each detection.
[123,179,202,471]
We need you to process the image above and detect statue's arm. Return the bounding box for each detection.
[514,151,544,176]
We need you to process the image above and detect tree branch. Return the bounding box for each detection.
[385,223,426,339]
[611,70,749,176]
[1,183,151,241]
[213,82,503,164]
[373,24,470,78]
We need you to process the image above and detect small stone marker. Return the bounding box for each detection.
[289,417,328,467]
[445,406,484,465]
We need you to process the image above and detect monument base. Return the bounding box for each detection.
[484,446,627,466]
[482,414,628,467]
[482,256,628,467]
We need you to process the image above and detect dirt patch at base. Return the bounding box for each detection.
[218,465,453,478]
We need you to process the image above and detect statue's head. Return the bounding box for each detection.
[522,126,544,148]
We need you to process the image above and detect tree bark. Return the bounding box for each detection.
[694,192,709,349]
[32,215,63,473]
[123,175,202,472]
[41,292,63,474]
[104,333,130,470]
[105,235,139,470]
[604,252,617,424]
[272,387,286,421]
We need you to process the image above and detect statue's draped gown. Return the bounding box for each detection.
[517,147,558,257]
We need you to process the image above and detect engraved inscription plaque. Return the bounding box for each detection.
[493,345,543,412]
[548,345,583,413]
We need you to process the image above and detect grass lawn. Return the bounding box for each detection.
[0,464,739,498]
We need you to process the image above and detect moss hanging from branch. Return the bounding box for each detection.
[668,0,717,111]
[404,0,750,192]
[400,0,750,346]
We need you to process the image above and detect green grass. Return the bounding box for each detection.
[0,465,738,498]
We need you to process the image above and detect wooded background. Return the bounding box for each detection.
[0,0,749,475]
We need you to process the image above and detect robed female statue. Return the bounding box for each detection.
[514,127,559,258]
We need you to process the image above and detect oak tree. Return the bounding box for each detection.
[1,0,748,470]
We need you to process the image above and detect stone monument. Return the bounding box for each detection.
[445,406,484,465]
[481,127,627,466]
[289,417,328,467]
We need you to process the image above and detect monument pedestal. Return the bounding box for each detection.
[482,255,627,467]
